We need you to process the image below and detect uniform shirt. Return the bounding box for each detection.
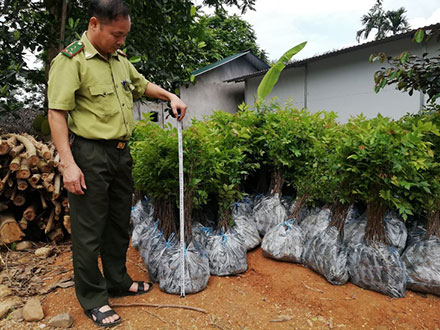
[48,32,149,140]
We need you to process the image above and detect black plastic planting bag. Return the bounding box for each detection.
[347,242,406,298]
[299,208,332,242]
[145,233,176,283]
[206,228,248,276]
[384,211,408,253]
[131,197,154,227]
[232,197,254,219]
[405,222,427,247]
[138,220,161,253]
[251,194,265,208]
[261,219,304,263]
[253,194,287,236]
[280,197,323,226]
[233,215,260,250]
[158,240,210,294]
[303,226,349,285]
[402,237,440,296]
[132,225,149,250]
[345,204,362,224]
[295,205,322,225]
[344,211,407,253]
[281,196,295,216]
[343,217,365,247]
[299,205,360,243]
[192,222,213,248]
[138,222,167,282]
[130,197,154,249]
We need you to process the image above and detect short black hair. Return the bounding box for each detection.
[88,0,130,23]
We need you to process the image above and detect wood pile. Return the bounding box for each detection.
[0,133,70,244]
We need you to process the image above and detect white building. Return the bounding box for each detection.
[228,23,440,122]
[179,50,270,125]
[138,24,439,126]
[135,51,269,127]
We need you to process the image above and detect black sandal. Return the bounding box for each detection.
[109,281,153,297]
[85,306,121,328]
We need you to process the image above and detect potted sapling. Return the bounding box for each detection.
[193,111,256,275]
[400,112,440,296]
[334,114,434,297]
[131,117,210,293]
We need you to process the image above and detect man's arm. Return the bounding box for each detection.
[48,109,86,195]
[144,83,187,121]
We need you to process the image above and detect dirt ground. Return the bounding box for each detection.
[1,241,439,330]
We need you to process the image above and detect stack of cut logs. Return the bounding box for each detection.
[0,133,70,244]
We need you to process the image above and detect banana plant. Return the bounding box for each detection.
[256,41,307,102]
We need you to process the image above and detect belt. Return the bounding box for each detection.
[72,134,129,150]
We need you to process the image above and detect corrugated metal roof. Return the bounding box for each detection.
[191,50,269,77]
[226,23,440,83]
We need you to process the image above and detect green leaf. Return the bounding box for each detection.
[129,56,141,64]
[190,6,197,16]
[389,71,398,80]
[432,93,440,102]
[13,30,20,40]
[198,41,206,48]
[400,52,409,65]
[68,17,74,28]
[414,29,425,43]
[257,41,307,101]
[190,75,195,83]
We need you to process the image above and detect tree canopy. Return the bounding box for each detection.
[356,0,410,42]
[192,9,268,65]
[371,27,440,111]
[0,0,265,116]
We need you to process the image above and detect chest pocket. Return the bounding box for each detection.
[88,85,119,119]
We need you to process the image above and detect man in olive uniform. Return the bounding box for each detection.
[48,0,187,327]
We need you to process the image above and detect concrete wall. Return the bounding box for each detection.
[245,66,306,109]
[244,37,439,122]
[180,57,258,126]
[133,100,179,129]
[133,100,165,122]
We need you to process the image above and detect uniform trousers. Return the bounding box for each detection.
[68,135,134,311]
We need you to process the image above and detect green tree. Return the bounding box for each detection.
[387,7,410,35]
[0,0,259,117]
[192,9,268,66]
[202,0,255,14]
[330,114,435,243]
[356,0,410,42]
[371,27,440,111]
[0,1,51,113]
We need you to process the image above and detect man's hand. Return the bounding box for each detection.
[169,94,187,121]
[61,162,87,195]
[48,109,87,195]
[144,82,187,121]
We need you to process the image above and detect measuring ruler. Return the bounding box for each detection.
[177,118,185,297]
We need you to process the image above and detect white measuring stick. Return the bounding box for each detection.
[177,118,185,297]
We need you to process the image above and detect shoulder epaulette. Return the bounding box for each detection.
[117,49,127,57]
[60,41,85,58]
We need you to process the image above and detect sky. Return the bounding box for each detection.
[197,0,440,61]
